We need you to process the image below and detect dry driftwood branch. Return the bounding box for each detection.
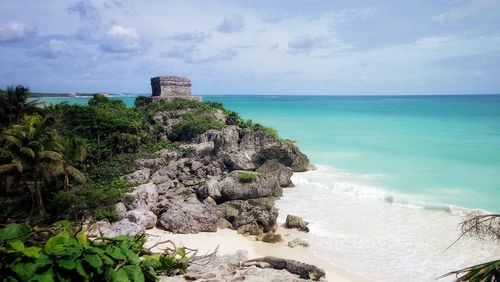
[446,213,500,250]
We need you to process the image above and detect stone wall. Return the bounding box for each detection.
[151,76,192,97]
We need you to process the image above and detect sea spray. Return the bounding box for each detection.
[276,165,500,282]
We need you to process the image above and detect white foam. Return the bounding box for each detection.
[276,165,500,282]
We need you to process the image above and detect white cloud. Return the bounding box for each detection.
[216,15,245,33]
[100,25,141,53]
[0,21,36,42]
[33,39,72,58]
[288,34,351,55]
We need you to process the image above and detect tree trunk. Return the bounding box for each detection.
[33,170,47,218]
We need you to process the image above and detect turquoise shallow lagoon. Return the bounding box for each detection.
[37,94,500,281]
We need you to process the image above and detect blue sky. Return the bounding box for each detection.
[1,0,499,95]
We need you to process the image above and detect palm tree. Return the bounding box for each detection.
[60,136,87,189]
[0,115,64,217]
[0,85,40,126]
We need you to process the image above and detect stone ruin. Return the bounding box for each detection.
[150,76,202,101]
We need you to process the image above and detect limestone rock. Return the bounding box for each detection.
[256,160,293,187]
[135,158,167,169]
[285,214,310,233]
[259,232,282,243]
[99,219,145,238]
[125,209,157,229]
[115,202,127,220]
[129,183,158,211]
[122,168,151,185]
[253,144,310,172]
[288,238,309,248]
[159,198,218,233]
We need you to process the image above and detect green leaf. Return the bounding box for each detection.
[108,246,126,260]
[30,268,55,282]
[76,229,88,247]
[8,240,25,252]
[84,254,103,269]
[12,262,37,280]
[57,259,76,270]
[75,261,89,281]
[44,231,70,255]
[123,248,139,265]
[106,268,130,282]
[23,246,41,258]
[122,265,145,282]
[0,223,31,242]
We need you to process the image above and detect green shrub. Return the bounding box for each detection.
[172,112,223,140]
[93,207,119,222]
[0,221,189,282]
[140,139,173,155]
[238,172,258,183]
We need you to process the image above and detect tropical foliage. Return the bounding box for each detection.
[439,213,500,282]
[0,85,40,127]
[0,221,189,282]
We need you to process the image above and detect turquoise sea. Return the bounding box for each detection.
[37,95,500,281]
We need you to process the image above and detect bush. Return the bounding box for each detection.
[0,221,190,282]
[238,172,258,183]
[172,112,223,140]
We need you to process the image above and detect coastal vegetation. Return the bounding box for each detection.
[0,85,295,281]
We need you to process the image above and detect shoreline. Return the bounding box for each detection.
[145,226,372,282]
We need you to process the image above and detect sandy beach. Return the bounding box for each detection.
[145,227,371,282]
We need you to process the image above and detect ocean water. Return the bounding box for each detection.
[37,94,500,281]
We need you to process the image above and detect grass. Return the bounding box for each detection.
[238,172,258,183]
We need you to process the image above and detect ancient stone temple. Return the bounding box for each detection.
[150,76,202,101]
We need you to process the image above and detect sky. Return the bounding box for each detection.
[1,0,500,95]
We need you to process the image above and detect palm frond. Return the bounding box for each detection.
[65,165,86,184]
[0,161,23,173]
[0,134,22,148]
[38,150,62,161]
[437,259,500,282]
[20,146,35,159]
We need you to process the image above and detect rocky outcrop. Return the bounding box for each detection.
[98,219,145,238]
[159,251,316,282]
[288,238,309,248]
[105,101,310,240]
[159,198,218,233]
[285,214,310,233]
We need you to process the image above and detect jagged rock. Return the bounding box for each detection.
[202,171,282,202]
[122,168,151,185]
[245,257,326,281]
[223,152,256,171]
[179,142,215,157]
[99,219,145,238]
[159,198,218,233]
[259,232,282,243]
[256,160,293,187]
[130,183,158,210]
[285,214,310,233]
[151,167,174,184]
[203,196,217,206]
[216,218,232,229]
[115,202,127,220]
[125,209,157,229]
[135,158,167,169]
[159,251,313,282]
[253,144,309,172]
[227,200,278,233]
[237,222,263,236]
[288,238,309,248]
